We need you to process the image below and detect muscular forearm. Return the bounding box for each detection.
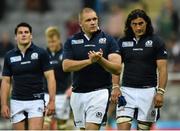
[111,74,121,103]
[112,74,120,86]
[63,59,92,72]
[158,66,168,90]
[97,57,121,75]
[44,70,56,102]
[1,79,11,106]
[47,76,56,102]
[157,60,168,90]
[48,80,56,102]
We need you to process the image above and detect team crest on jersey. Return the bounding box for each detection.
[75,120,83,125]
[37,107,44,113]
[96,111,103,118]
[10,56,22,63]
[145,40,153,47]
[151,110,156,117]
[122,41,134,47]
[71,39,84,44]
[99,38,106,44]
[31,52,38,60]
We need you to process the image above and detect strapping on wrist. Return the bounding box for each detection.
[112,84,119,89]
[157,88,165,95]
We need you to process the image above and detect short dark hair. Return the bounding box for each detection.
[15,22,32,35]
[124,9,154,38]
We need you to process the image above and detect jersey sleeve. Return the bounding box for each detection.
[155,37,168,60]
[40,49,53,72]
[63,38,74,60]
[2,55,12,76]
[108,36,120,54]
[117,39,123,55]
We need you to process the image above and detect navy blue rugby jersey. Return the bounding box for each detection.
[63,30,120,93]
[2,43,53,100]
[118,35,168,88]
[44,48,71,94]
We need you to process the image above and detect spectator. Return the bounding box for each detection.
[82,0,101,15]
[0,32,14,58]
[25,0,51,13]
[0,0,6,20]
[156,0,179,40]
[66,14,80,37]
[105,5,125,40]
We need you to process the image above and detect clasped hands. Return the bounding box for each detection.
[88,49,103,63]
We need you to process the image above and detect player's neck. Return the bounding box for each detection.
[18,42,31,53]
[84,32,92,40]
[49,45,61,53]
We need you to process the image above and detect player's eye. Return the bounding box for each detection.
[24,31,30,34]
[92,17,97,21]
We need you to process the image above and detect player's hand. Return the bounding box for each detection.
[45,100,55,116]
[88,50,103,63]
[96,48,103,61]
[65,87,72,98]
[110,87,121,104]
[1,105,10,119]
[154,93,164,108]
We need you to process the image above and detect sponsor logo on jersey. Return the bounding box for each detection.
[164,50,167,54]
[122,41,134,47]
[31,52,38,60]
[99,38,106,44]
[115,50,120,53]
[71,39,84,45]
[50,60,58,65]
[145,40,153,47]
[84,44,96,47]
[133,48,143,51]
[21,61,31,65]
[10,56,22,63]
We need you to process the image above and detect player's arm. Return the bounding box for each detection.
[63,37,95,72]
[63,59,92,72]
[44,70,56,115]
[97,52,121,75]
[157,59,168,91]
[1,76,11,119]
[111,74,121,104]
[154,59,168,108]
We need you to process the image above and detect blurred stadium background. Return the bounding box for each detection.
[0,0,180,130]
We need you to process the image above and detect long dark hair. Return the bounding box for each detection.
[124,9,154,38]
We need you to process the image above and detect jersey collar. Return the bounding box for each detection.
[81,29,101,41]
[47,48,62,56]
[14,42,34,53]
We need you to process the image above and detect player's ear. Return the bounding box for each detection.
[14,36,17,41]
[79,21,82,27]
